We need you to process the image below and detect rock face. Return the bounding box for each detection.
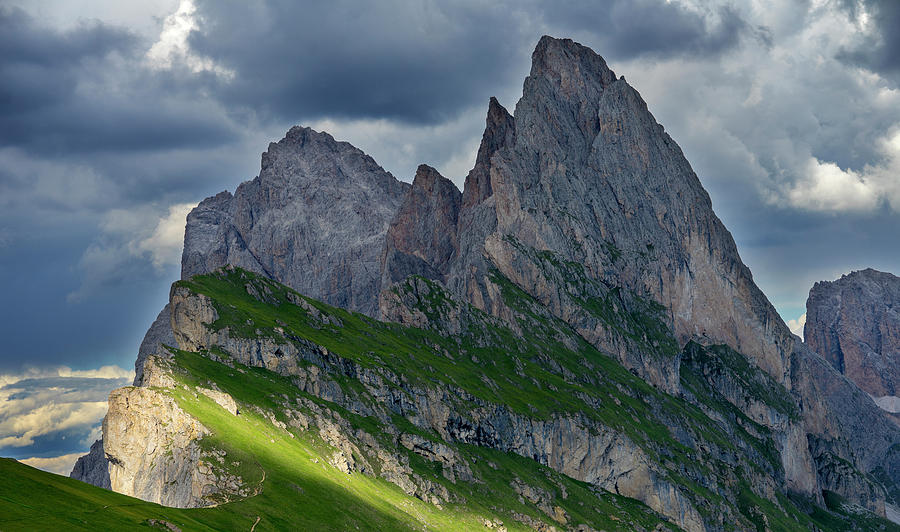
[104,386,211,508]
[439,36,793,392]
[181,126,409,317]
[381,164,461,286]
[805,268,900,399]
[134,303,176,386]
[790,341,899,513]
[100,355,251,509]
[69,438,110,490]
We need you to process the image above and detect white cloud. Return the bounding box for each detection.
[146,0,234,79]
[19,453,86,476]
[59,365,134,380]
[788,158,880,212]
[786,312,806,339]
[614,1,900,216]
[136,202,197,270]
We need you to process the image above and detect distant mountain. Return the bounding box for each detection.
[805,269,900,404]
[58,36,900,531]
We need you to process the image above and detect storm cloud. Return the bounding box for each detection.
[838,0,900,82]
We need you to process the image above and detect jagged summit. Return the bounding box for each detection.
[461,97,514,208]
[381,164,461,285]
[180,124,408,317]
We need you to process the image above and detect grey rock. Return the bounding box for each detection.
[70,438,110,489]
[181,126,408,317]
[805,268,900,398]
[433,36,794,395]
[791,340,899,510]
[381,164,461,288]
[134,303,176,386]
[461,97,515,209]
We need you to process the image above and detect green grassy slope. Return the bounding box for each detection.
[0,348,676,531]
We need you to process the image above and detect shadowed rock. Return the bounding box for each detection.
[381,164,461,288]
[805,268,900,399]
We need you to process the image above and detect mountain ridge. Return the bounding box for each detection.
[65,36,900,531]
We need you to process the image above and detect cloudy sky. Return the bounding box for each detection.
[1,0,898,473]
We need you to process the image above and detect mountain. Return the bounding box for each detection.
[805,269,900,407]
[131,126,409,385]
[57,36,900,531]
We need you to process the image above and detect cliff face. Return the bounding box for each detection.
[72,36,900,529]
[438,37,792,394]
[805,268,900,399]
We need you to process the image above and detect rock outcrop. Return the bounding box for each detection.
[102,355,251,509]
[69,438,110,490]
[381,164,461,287]
[805,268,900,399]
[181,126,409,317]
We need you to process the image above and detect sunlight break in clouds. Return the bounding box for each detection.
[145,0,234,79]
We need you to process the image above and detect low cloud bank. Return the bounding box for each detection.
[0,365,132,467]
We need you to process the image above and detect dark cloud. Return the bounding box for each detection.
[837,0,900,82]
[537,0,750,60]
[188,0,529,125]
[186,0,751,127]
[0,6,238,155]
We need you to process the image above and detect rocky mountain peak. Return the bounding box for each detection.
[461,97,514,208]
[453,36,795,391]
[529,35,617,89]
[381,164,461,287]
[180,125,409,318]
[805,268,900,398]
[410,164,448,193]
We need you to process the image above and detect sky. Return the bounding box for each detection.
[1,0,899,474]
